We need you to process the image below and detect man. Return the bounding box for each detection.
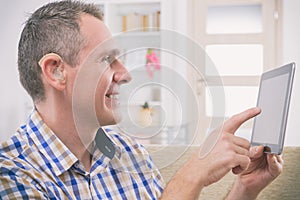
[0,1,283,199]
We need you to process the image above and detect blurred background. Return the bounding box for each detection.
[0,0,299,146]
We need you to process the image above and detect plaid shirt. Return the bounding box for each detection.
[0,110,165,199]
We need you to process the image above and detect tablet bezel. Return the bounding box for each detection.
[251,62,295,155]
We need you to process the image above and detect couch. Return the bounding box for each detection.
[146,146,300,200]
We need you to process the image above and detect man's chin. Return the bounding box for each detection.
[97,114,122,126]
[111,114,122,125]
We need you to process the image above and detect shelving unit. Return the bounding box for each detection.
[95,0,162,67]
[92,0,191,145]
[98,0,161,34]
[95,0,163,140]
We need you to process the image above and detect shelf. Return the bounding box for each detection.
[113,31,161,37]
[97,1,161,34]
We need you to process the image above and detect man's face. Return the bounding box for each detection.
[71,14,131,126]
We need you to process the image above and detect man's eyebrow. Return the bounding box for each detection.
[110,49,121,57]
[96,48,120,60]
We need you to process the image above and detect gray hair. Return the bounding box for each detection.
[18,0,103,103]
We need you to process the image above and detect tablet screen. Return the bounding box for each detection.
[252,73,289,144]
[251,63,295,154]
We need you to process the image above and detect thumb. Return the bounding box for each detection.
[250,146,264,158]
[222,107,261,134]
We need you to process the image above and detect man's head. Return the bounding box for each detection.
[18,0,103,103]
[18,0,131,126]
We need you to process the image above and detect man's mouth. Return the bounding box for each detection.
[105,94,119,100]
[105,93,120,108]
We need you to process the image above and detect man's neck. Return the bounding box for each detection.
[35,102,95,172]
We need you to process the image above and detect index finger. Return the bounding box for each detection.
[222,107,261,134]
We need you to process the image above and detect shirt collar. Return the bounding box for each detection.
[91,128,123,163]
[26,110,124,176]
[98,128,123,156]
[26,109,78,176]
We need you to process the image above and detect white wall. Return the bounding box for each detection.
[282,0,300,146]
[0,0,299,146]
[0,0,50,142]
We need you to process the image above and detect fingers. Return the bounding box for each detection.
[232,135,251,150]
[232,154,251,174]
[223,107,261,134]
[234,145,250,157]
[249,146,264,158]
[275,154,284,165]
[224,134,250,156]
[225,134,251,174]
[267,154,284,178]
[232,139,251,174]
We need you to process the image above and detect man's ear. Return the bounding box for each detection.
[38,53,66,91]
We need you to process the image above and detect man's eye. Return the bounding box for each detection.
[103,55,115,65]
[103,55,110,64]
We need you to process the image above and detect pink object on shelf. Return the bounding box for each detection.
[146,49,160,79]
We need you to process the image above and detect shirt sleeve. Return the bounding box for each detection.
[143,146,166,198]
[0,165,49,199]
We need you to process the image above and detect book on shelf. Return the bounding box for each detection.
[122,11,160,32]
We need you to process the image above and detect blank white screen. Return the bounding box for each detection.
[252,73,289,144]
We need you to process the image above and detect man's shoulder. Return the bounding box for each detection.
[0,125,40,173]
[0,133,48,199]
[0,126,29,159]
[0,125,51,188]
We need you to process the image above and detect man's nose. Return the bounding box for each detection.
[112,59,132,84]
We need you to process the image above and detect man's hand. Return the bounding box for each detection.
[161,107,261,199]
[195,107,262,186]
[226,146,284,200]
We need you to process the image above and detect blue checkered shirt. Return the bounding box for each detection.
[0,110,165,199]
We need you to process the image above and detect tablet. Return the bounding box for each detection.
[251,63,295,154]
